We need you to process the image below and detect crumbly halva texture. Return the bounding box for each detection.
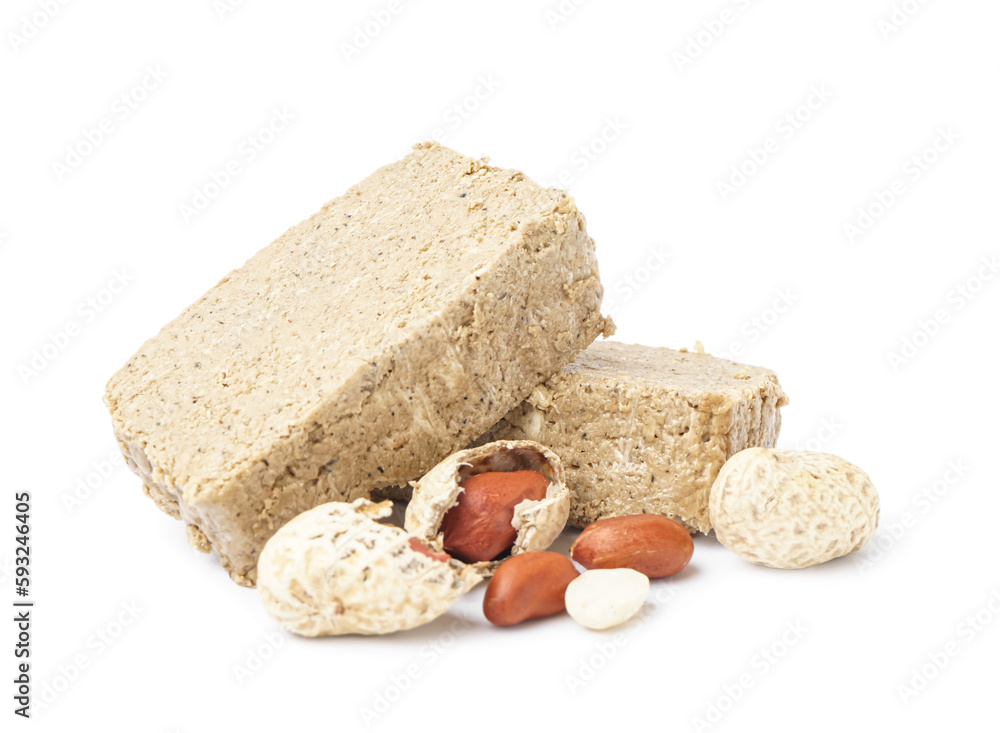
[477,341,788,533]
[709,448,879,569]
[104,142,613,586]
[404,440,570,575]
[257,499,482,636]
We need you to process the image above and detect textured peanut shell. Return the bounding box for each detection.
[404,440,569,575]
[257,499,482,636]
[709,448,879,569]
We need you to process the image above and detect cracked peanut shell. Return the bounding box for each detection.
[404,440,569,574]
[257,499,482,636]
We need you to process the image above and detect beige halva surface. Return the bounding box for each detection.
[479,341,788,533]
[105,143,613,586]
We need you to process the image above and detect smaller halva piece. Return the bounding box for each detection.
[405,440,569,574]
[257,499,481,636]
[478,342,788,533]
[709,448,880,569]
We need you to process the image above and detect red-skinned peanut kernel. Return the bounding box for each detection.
[483,551,580,626]
[570,514,694,578]
[440,470,550,563]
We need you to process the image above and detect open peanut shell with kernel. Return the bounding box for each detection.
[404,440,570,575]
[257,498,483,636]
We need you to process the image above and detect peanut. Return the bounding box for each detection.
[483,551,580,626]
[710,448,879,569]
[405,441,570,572]
[256,499,482,636]
[440,470,550,563]
[408,537,451,563]
[565,569,649,630]
[570,514,693,578]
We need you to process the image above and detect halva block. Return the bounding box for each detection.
[105,143,613,585]
[478,341,787,532]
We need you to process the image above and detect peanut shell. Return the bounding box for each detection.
[709,448,879,569]
[404,440,569,574]
[257,498,482,636]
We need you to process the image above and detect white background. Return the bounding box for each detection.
[2,1,998,731]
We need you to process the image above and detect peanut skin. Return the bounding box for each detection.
[570,514,693,578]
[408,537,451,563]
[483,551,580,626]
[440,470,550,563]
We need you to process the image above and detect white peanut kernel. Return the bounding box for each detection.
[564,568,649,630]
